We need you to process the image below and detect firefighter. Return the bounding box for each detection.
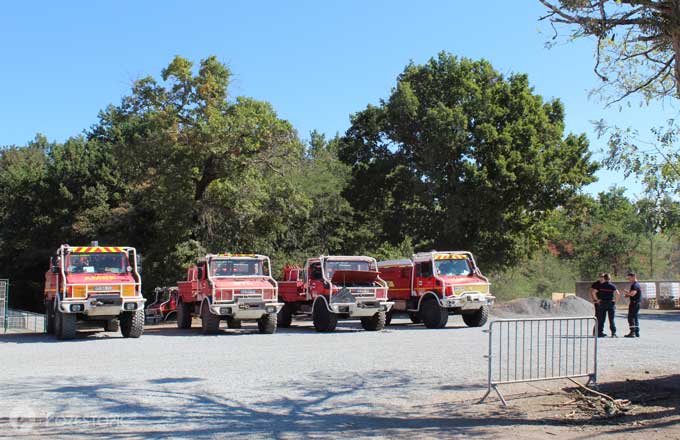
[590,273,620,338]
[622,272,642,338]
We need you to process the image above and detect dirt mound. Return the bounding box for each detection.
[492,296,594,318]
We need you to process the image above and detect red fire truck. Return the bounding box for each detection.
[44,244,146,339]
[175,253,281,334]
[145,287,178,324]
[377,251,493,328]
[277,255,393,332]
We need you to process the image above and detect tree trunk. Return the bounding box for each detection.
[195,155,217,202]
[650,235,655,279]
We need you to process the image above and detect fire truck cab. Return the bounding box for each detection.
[378,251,493,328]
[44,244,145,339]
[277,255,393,332]
[175,253,282,334]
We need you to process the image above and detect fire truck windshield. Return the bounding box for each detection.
[435,259,472,277]
[67,253,128,274]
[211,259,264,277]
[324,260,372,279]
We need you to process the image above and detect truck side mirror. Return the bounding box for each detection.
[51,266,59,274]
[197,268,204,279]
[136,254,142,274]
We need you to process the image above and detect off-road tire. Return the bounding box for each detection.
[462,306,489,327]
[46,300,55,334]
[177,300,192,329]
[257,313,277,334]
[120,309,144,338]
[312,299,337,332]
[56,309,76,340]
[277,303,293,328]
[420,297,449,329]
[201,304,220,335]
[409,312,422,324]
[226,317,242,329]
[104,319,120,332]
[385,310,393,326]
[361,311,387,331]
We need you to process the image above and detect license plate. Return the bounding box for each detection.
[239,289,258,294]
[92,286,114,291]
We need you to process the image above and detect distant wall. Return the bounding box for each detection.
[576,280,680,309]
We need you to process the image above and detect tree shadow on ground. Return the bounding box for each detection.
[1,373,678,439]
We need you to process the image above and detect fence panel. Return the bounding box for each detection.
[0,279,7,332]
[4,309,46,333]
[480,317,597,405]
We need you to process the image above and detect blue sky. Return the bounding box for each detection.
[1,0,674,196]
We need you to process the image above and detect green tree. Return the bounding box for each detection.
[0,135,127,309]
[539,0,680,103]
[339,52,598,269]
[90,56,305,288]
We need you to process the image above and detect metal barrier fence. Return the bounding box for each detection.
[480,317,597,406]
[0,279,7,332]
[3,309,46,333]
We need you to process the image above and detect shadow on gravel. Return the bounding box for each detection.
[0,331,127,344]
[637,311,680,323]
[383,323,470,331]
[0,371,520,439]
[7,371,677,439]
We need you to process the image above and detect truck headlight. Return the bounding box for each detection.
[266,306,276,313]
[70,304,84,312]
[124,303,137,311]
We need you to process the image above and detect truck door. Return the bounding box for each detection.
[415,261,435,295]
[308,262,324,297]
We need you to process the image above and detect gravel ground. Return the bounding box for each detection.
[0,309,678,439]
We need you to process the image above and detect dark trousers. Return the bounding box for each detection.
[627,301,640,334]
[596,301,616,335]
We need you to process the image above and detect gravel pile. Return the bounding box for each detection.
[493,296,594,318]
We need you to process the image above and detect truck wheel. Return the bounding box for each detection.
[104,319,120,332]
[409,312,422,324]
[56,310,76,340]
[277,303,293,328]
[385,310,393,326]
[420,297,448,329]
[462,306,489,327]
[226,317,242,329]
[201,304,220,334]
[46,300,55,334]
[312,299,337,332]
[120,309,144,338]
[257,313,277,334]
[177,300,192,329]
[361,311,386,331]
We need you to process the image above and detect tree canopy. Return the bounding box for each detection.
[338,52,598,269]
[540,0,680,103]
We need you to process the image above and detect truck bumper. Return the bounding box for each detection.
[210,302,282,320]
[330,301,393,317]
[59,297,146,316]
[441,294,494,311]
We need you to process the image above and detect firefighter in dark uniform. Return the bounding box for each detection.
[623,272,642,338]
[590,273,620,338]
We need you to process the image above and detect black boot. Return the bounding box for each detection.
[624,332,635,338]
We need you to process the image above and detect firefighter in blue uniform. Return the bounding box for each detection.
[622,272,642,338]
[590,273,620,338]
